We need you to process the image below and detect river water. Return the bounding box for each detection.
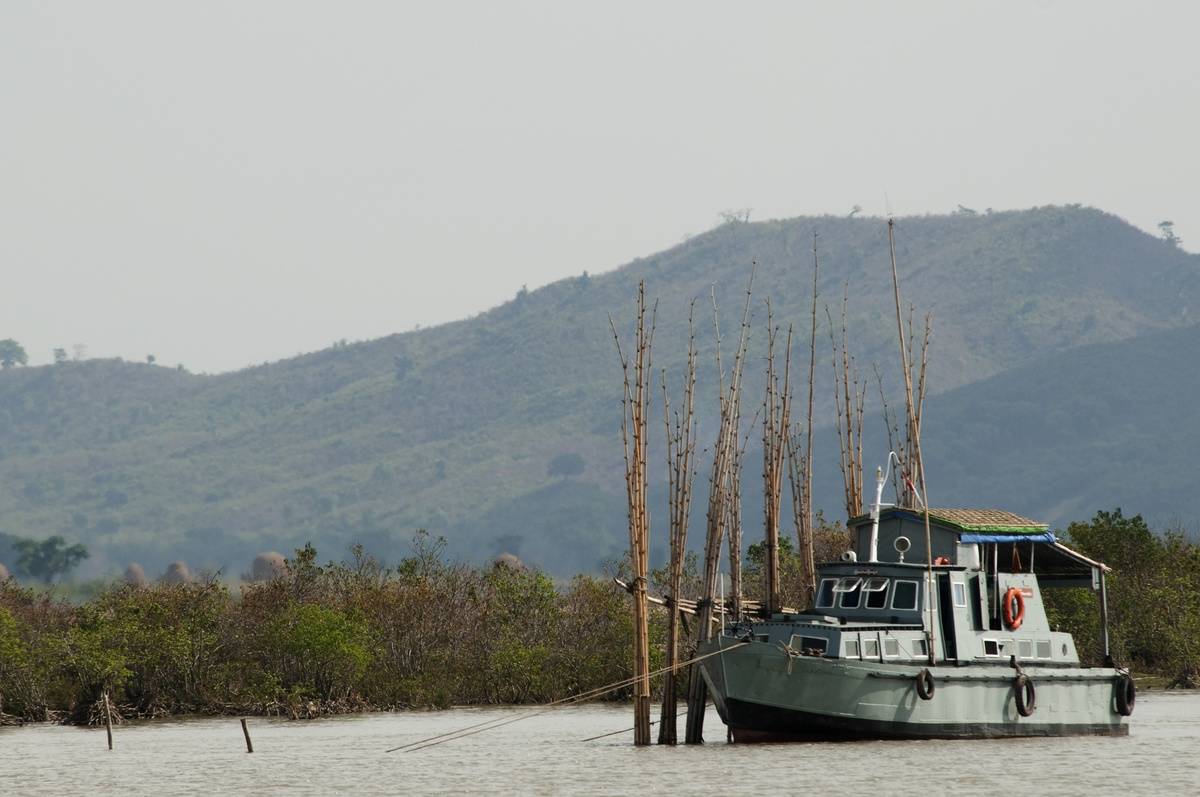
[2,694,1198,795]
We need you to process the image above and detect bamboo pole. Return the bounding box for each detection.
[609,282,657,746]
[658,302,697,745]
[685,266,754,744]
[887,219,936,666]
[826,287,867,518]
[785,238,819,609]
[760,302,792,615]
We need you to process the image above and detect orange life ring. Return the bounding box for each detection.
[1003,587,1025,630]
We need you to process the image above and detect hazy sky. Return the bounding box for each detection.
[3,1,1197,373]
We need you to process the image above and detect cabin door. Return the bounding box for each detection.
[936,573,958,660]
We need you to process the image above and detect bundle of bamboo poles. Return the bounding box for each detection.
[685,269,754,745]
[827,286,867,518]
[657,303,697,746]
[609,281,656,746]
[760,300,792,616]
[785,238,820,609]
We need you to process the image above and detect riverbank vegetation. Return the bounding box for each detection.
[0,533,644,725]
[1,509,1198,726]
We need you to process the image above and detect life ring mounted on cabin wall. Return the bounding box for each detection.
[1002,587,1026,631]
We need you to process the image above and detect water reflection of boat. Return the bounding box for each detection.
[698,501,1134,740]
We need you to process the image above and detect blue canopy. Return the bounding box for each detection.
[959,532,1056,544]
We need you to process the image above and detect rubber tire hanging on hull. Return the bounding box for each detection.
[1014,674,1036,717]
[916,668,935,700]
[1115,673,1136,716]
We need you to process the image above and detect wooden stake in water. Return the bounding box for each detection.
[241,718,254,753]
[103,692,114,751]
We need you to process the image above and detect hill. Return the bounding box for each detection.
[0,205,1197,577]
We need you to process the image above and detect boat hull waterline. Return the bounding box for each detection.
[699,637,1129,741]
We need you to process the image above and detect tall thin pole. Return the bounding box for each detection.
[658,303,697,745]
[686,267,754,744]
[887,220,936,666]
[610,282,656,745]
[801,238,819,604]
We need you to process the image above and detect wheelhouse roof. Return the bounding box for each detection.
[850,507,1048,533]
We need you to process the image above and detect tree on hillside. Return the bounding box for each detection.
[13,536,89,583]
[0,339,28,369]
[547,452,585,481]
[1159,220,1181,247]
[53,348,68,364]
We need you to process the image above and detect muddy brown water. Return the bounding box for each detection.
[2,694,1198,795]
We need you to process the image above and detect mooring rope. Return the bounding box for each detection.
[385,640,749,753]
[579,709,687,742]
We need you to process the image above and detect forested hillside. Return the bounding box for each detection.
[0,206,1196,578]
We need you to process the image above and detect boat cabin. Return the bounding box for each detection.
[747,507,1113,669]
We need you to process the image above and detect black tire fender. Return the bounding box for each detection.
[1015,674,1036,717]
[1115,673,1136,716]
[916,668,935,701]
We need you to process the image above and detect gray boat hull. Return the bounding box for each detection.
[699,636,1129,741]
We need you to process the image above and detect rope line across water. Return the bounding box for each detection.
[385,640,748,753]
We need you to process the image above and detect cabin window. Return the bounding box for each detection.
[815,578,837,609]
[983,639,999,656]
[912,638,927,657]
[1037,640,1052,659]
[999,640,1014,656]
[863,638,880,658]
[837,580,862,609]
[883,638,900,657]
[952,582,967,607]
[891,580,919,610]
[864,577,889,609]
[1018,640,1033,659]
[844,639,860,658]
[796,636,827,655]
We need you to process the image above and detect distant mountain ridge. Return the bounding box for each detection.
[0,205,1196,577]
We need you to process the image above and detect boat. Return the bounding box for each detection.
[696,474,1135,741]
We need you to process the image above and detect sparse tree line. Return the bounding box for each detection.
[0,535,638,725]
